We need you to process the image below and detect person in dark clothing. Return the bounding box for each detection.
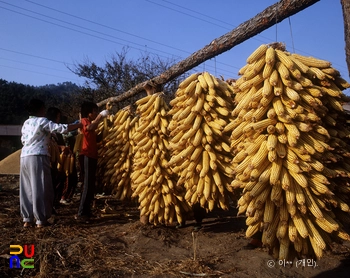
[75,101,109,223]
[46,107,67,213]
[176,203,207,231]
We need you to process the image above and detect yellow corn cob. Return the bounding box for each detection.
[314,124,330,138]
[250,140,268,169]
[277,221,288,242]
[288,218,298,242]
[263,197,275,226]
[270,180,282,204]
[269,69,279,86]
[246,44,268,64]
[315,215,338,233]
[250,118,277,132]
[260,92,275,107]
[284,86,300,102]
[265,46,275,64]
[289,55,309,73]
[250,159,270,183]
[297,75,313,87]
[307,66,327,80]
[335,229,350,241]
[275,49,295,70]
[267,134,278,151]
[263,212,280,246]
[276,61,290,80]
[263,61,275,79]
[291,53,331,68]
[326,95,344,111]
[272,97,285,116]
[178,73,200,89]
[254,185,271,209]
[275,122,285,134]
[305,86,323,98]
[304,216,326,250]
[270,157,282,186]
[267,124,276,134]
[197,74,208,90]
[184,80,198,95]
[238,63,250,75]
[276,141,286,158]
[266,107,276,120]
[303,187,323,219]
[289,170,308,188]
[203,71,215,89]
[267,149,277,163]
[277,133,288,144]
[292,212,308,238]
[284,122,300,139]
[334,76,350,89]
[246,222,261,238]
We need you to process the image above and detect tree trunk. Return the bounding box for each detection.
[341,0,350,77]
[98,0,320,107]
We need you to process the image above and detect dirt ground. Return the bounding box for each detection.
[0,175,350,278]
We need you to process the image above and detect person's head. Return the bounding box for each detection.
[46,107,61,123]
[27,98,45,117]
[81,101,98,120]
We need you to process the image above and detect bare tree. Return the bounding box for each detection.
[71,47,181,107]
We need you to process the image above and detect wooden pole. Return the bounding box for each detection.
[97,0,319,107]
[341,0,350,77]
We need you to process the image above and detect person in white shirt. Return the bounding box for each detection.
[20,98,81,228]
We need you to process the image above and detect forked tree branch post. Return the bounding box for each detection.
[341,0,350,77]
[97,0,319,107]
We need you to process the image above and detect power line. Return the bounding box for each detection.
[146,0,270,44]
[0,57,73,73]
[3,0,346,83]
[150,0,348,74]
[0,1,238,78]
[0,64,83,82]
[22,0,241,74]
[24,0,190,55]
[0,47,71,65]
[0,2,182,59]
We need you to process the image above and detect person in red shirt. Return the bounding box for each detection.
[75,101,109,223]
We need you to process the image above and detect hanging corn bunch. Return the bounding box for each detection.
[167,72,236,212]
[97,107,136,200]
[131,92,191,225]
[228,42,350,260]
[49,138,60,167]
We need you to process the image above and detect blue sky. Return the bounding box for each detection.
[0,0,349,89]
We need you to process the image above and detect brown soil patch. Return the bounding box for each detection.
[0,175,350,278]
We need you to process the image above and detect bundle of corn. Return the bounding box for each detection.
[49,135,74,176]
[57,151,75,176]
[96,102,114,141]
[228,43,350,260]
[97,107,136,200]
[167,72,236,212]
[48,138,60,167]
[131,92,191,225]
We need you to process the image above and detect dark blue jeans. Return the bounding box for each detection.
[78,155,97,217]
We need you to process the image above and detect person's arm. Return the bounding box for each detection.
[67,122,82,132]
[86,110,109,131]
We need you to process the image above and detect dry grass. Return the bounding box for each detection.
[1,175,350,278]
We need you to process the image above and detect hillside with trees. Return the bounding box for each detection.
[0,49,182,126]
